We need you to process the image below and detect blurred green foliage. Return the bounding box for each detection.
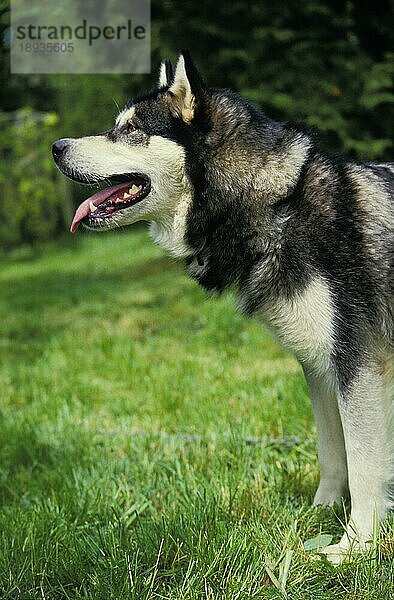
[0,0,393,247]
[0,109,68,247]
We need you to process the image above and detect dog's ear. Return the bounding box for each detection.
[167,50,205,124]
[158,59,174,88]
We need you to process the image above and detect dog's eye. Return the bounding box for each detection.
[124,122,136,134]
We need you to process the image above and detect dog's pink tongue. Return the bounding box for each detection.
[70,182,127,232]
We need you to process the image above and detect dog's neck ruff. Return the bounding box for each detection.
[148,188,194,259]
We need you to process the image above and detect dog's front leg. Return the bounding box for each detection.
[303,367,349,507]
[322,360,391,564]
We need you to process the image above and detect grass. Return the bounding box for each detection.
[0,228,392,599]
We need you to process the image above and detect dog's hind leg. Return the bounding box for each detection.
[304,367,349,506]
[322,358,393,564]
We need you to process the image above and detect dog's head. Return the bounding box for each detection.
[53,51,208,241]
[53,51,308,262]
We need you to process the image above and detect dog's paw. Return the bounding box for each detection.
[313,482,348,508]
[320,542,350,565]
[320,535,369,565]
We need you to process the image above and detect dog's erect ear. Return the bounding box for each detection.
[167,50,205,124]
[158,59,174,88]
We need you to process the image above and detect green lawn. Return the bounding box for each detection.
[0,229,392,599]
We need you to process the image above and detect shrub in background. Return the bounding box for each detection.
[0,109,71,248]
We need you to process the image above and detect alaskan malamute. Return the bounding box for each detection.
[52,52,393,563]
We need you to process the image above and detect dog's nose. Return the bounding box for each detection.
[52,139,68,161]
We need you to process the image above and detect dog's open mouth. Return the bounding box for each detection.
[70,174,151,232]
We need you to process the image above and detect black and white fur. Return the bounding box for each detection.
[53,52,394,563]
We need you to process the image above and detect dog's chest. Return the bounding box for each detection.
[255,276,335,371]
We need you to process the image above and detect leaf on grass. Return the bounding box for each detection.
[279,550,293,592]
[264,561,281,591]
[303,534,333,551]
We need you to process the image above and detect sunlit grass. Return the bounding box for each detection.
[0,229,392,598]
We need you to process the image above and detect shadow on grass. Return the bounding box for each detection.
[0,256,184,335]
[0,419,95,506]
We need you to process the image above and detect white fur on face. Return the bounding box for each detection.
[63,134,193,258]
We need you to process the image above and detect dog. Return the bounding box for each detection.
[52,51,393,563]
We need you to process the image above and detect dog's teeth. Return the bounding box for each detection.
[129,184,141,195]
[115,197,123,203]
[123,192,131,199]
[89,201,97,213]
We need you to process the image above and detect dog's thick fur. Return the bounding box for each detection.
[53,52,393,563]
